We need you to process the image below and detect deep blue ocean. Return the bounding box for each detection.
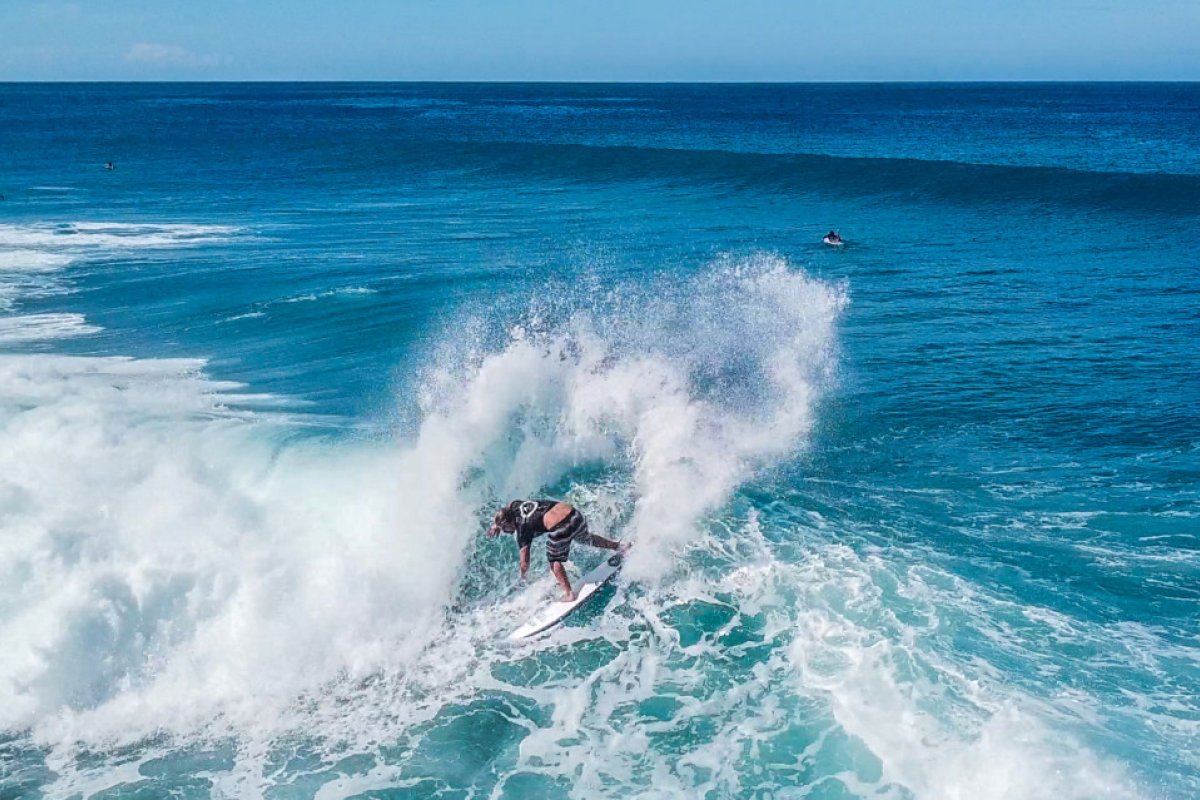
[0,83,1197,799]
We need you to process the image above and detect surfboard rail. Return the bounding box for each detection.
[509,553,624,640]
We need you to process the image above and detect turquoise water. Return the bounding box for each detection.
[0,83,1197,799]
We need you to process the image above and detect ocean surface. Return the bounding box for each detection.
[0,83,1197,800]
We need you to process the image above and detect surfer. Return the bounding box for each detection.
[823,230,842,245]
[487,499,626,601]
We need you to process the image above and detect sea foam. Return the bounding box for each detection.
[1,251,1142,799]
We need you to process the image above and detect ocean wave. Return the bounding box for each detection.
[0,250,76,273]
[220,310,267,322]
[403,139,1200,215]
[0,222,238,251]
[277,286,377,303]
[784,548,1142,800]
[0,253,1168,799]
[335,97,470,110]
[0,221,240,340]
[0,256,845,785]
[0,313,101,344]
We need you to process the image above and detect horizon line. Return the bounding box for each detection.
[2,78,1198,85]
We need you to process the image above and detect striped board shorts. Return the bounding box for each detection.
[546,509,588,563]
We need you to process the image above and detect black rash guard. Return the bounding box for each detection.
[512,499,559,550]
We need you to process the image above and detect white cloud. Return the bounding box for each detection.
[123,42,228,69]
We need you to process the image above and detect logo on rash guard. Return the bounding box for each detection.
[518,501,538,521]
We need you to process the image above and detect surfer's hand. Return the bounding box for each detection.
[487,524,499,538]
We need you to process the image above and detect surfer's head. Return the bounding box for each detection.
[487,501,521,537]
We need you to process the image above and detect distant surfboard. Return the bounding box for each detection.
[509,553,624,640]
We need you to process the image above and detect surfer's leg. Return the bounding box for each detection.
[546,510,583,562]
[550,561,575,602]
[573,517,622,551]
[546,514,581,601]
[546,523,576,563]
[578,531,621,550]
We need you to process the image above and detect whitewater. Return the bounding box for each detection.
[1,83,1197,799]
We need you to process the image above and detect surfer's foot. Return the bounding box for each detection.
[619,541,632,554]
[561,591,577,602]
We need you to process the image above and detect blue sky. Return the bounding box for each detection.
[1,0,1197,81]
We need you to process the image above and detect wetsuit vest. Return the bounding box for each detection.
[512,499,558,549]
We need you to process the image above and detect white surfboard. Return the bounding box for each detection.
[509,553,624,640]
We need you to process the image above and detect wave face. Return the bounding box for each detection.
[1,84,1198,799]
[0,254,854,796]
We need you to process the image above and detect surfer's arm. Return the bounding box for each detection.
[518,545,530,580]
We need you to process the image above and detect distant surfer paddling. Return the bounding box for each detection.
[487,500,626,601]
